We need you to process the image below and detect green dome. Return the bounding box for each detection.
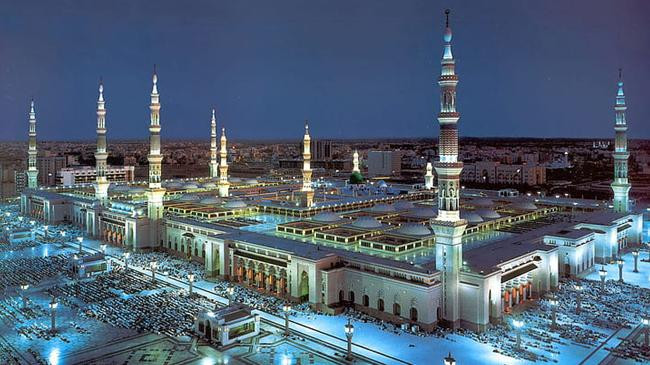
[349,172,364,184]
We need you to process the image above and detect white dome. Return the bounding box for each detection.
[244,178,258,185]
[370,203,395,213]
[476,208,501,219]
[377,180,388,188]
[111,185,130,192]
[179,194,200,202]
[202,182,217,189]
[408,207,437,218]
[183,183,199,189]
[128,187,146,194]
[395,224,432,236]
[393,201,415,210]
[230,177,242,183]
[312,212,342,223]
[461,211,484,224]
[199,197,221,205]
[511,202,538,211]
[351,216,382,229]
[166,182,183,189]
[224,200,247,209]
[472,198,494,207]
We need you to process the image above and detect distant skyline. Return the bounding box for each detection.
[1,0,648,141]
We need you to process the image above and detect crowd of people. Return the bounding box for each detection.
[83,290,215,338]
[126,251,205,282]
[0,254,70,292]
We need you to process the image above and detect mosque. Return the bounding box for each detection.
[19,10,644,332]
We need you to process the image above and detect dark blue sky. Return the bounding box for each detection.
[1,0,648,141]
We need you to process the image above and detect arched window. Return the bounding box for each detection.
[393,303,401,316]
[339,290,344,303]
[378,299,385,312]
[362,295,369,307]
[348,291,355,304]
[410,307,418,322]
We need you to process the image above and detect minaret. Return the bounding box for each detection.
[352,150,360,173]
[146,66,166,247]
[301,121,314,207]
[425,162,434,189]
[431,10,467,329]
[218,127,230,197]
[611,69,631,213]
[26,99,38,189]
[209,109,219,179]
[94,79,110,202]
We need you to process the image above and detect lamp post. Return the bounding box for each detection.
[632,250,639,273]
[123,252,130,271]
[548,295,558,329]
[49,296,58,332]
[513,319,524,349]
[187,274,195,296]
[150,261,158,283]
[227,285,235,306]
[642,316,650,348]
[43,225,48,239]
[100,244,107,254]
[20,283,29,309]
[574,283,583,314]
[617,259,624,282]
[77,236,84,254]
[344,318,354,361]
[443,352,456,365]
[282,304,291,337]
[599,266,607,292]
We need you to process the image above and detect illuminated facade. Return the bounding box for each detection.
[209,109,218,179]
[94,80,110,203]
[146,68,166,248]
[218,127,230,197]
[26,100,38,189]
[611,69,631,213]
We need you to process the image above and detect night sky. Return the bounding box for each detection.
[0,0,648,141]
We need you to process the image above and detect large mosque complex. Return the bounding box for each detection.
[19,11,644,332]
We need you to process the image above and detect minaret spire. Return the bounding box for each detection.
[26,99,38,189]
[352,149,360,174]
[94,78,110,202]
[218,126,230,197]
[209,108,219,179]
[301,120,314,207]
[611,68,631,213]
[146,65,166,249]
[424,162,434,189]
[431,9,467,330]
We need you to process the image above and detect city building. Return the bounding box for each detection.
[367,150,402,177]
[57,166,135,186]
[461,162,546,186]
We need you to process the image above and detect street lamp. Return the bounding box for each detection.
[632,250,639,273]
[123,252,130,271]
[100,244,107,254]
[599,266,607,292]
[187,274,195,296]
[227,285,235,306]
[282,304,291,337]
[43,225,49,239]
[49,297,58,332]
[20,283,29,309]
[443,352,457,365]
[617,259,624,282]
[344,318,354,361]
[574,283,583,314]
[642,315,650,348]
[150,261,158,283]
[77,236,84,254]
[513,319,524,349]
[548,295,558,329]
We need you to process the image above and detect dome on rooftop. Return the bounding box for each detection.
[230,177,242,183]
[128,187,146,194]
[179,194,200,202]
[393,201,415,210]
[112,185,130,192]
[377,180,388,188]
[370,203,395,213]
[202,182,217,189]
[244,178,258,185]
[408,207,437,218]
[351,216,382,229]
[472,198,494,207]
[312,212,342,223]
[183,183,199,189]
[461,211,484,224]
[395,224,432,236]
[166,182,183,189]
[224,200,247,209]
[476,208,501,219]
[511,201,538,211]
[199,197,221,205]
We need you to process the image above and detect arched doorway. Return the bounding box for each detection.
[378,299,385,312]
[299,271,309,301]
[362,295,369,307]
[205,320,212,340]
[348,291,355,304]
[393,303,401,316]
[339,290,345,303]
[436,307,442,321]
[410,307,418,322]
